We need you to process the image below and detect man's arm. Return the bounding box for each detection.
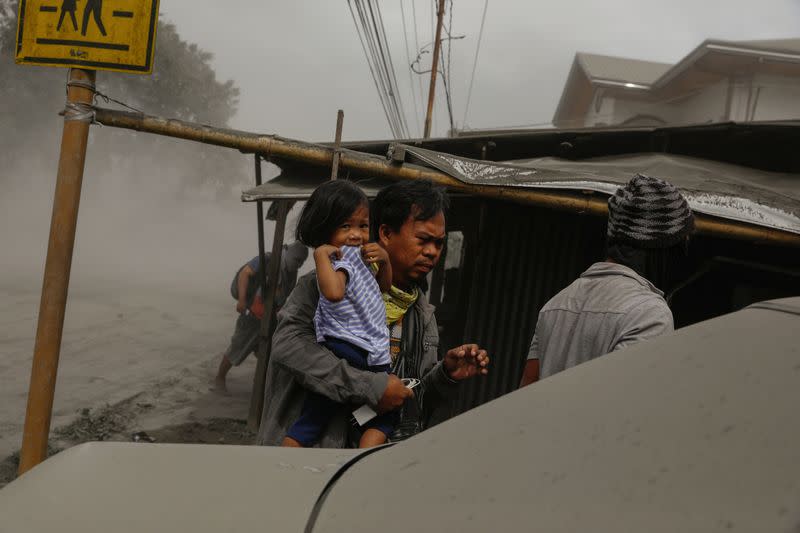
[519,333,540,387]
[236,264,255,314]
[271,274,391,408]
[416,313,458,426]
[375,264,392,293]
[314,246,347,302]
[418,313,490,423]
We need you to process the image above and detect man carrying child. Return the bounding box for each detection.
[257,180,489,447]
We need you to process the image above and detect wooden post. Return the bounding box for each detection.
[423,0,446,139]
[247,200,289,431]
[18,68,96,475]
[330,110,344,180]
[254,155,269,312]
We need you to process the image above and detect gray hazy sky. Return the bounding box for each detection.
[160,1,800,142]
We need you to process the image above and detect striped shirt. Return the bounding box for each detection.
[314,245,390,367]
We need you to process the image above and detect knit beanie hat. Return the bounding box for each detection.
[607,174,694,249]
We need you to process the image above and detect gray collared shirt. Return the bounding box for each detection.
[528,262,673,379]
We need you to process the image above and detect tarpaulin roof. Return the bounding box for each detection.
[400,147,800,235]
[242,174,393,201]
[243,147,800,235]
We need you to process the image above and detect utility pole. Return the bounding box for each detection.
[423,0,446,139]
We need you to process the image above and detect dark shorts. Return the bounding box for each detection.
[224,313,260,366]
[286,337,398,447]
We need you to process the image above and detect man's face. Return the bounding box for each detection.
[379,210,446,288]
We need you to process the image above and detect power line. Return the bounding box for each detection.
[348,0,411,138]
[429,0,435,47]
[374,1,410,136]
[363,1,400,135]
[461,0,488,129]
[347,0,398,137]
[366,0,406,136]
[430,0,436,134]
[441,71,455,134]
[400,0,422,136]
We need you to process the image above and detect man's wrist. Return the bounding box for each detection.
[440,362,459,384]
[367,371,390,408]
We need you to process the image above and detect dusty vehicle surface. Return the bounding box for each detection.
[2,297,799,532]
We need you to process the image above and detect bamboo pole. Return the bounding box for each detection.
[92,107,800,248]
[19,69,96,475]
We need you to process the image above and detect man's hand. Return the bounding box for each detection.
[444,344,489,381]
[361,243,389,266]
[376,374,413,414]
[519,359,539,388]
[236,300,247,314]
[362,242,392,292]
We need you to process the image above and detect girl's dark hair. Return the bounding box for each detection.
[606,238,690,293]
[295,180,369,248]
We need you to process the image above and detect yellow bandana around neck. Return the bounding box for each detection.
[383,285,419,326]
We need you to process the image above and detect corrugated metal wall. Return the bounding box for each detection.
[452,202,606,415]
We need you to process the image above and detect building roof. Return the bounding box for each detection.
[737,38,800,55]
[577,52,671,86]
[554,38,800,125]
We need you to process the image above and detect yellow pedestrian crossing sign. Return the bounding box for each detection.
[15,0,159,74]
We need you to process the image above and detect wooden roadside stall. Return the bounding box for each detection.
[237,130,800,418]
[84,108,800,426]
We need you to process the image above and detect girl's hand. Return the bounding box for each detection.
[361,243,388,265]
[314,245,342,261]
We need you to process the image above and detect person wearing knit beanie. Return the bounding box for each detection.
[607,174,694,249]
[520,174,694,387]
[605,174,694,292]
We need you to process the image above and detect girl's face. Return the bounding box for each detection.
[329,203,370,248]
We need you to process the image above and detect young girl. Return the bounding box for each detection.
[282,180,398,449]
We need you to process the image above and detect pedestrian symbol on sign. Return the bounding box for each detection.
[81,0,107,37]
[55,0,78,32]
